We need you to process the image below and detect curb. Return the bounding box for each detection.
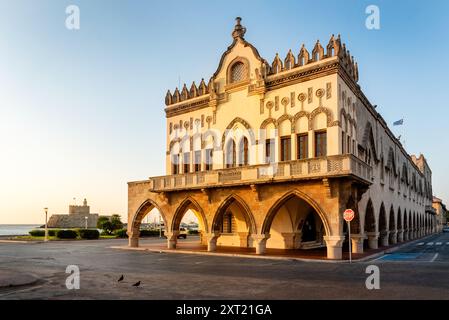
[110,233,440,264]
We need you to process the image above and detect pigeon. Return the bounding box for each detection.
[132,281,141,287]
[117,275,124,282]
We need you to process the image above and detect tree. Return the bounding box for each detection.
[97,216,114,235]
[110,214,124,230]
[97,215,123,235]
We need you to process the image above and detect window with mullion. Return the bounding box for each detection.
[280,136,291,162]
[194,150,201,172]
[297,134,308,159]
[315,131,327,157]
[183,152,190,173]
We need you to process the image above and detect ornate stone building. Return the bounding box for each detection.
[127,18,437,259]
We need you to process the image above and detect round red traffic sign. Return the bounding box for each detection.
[343,209,355,222]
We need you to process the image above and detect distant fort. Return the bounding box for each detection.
[47,199,107,228]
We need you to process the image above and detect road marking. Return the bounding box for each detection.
[417,242,424,246]
[426,242,434,245]
[436,242,442,245]
[446,242,449,245]
[430,253,439,262]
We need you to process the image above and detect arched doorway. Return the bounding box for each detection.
[396,207,404,242]
[128,199,167,248]
[379,203,388,247]
[169,197,208,249]
[403,209,409,241]
[210,195,256,250]
[389,205,397,244]
[262,191,330,252]
[364,199,377,249]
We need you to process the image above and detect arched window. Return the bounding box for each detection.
[230,62,246,83]
[226,139,236,168]
[238,137,249,166]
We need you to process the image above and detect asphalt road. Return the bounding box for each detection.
[0,233,448,300]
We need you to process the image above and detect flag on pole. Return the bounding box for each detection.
[393,119,404,126]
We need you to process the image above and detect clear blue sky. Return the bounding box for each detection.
[1,0,448,223]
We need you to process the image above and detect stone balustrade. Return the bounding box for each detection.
[148,154,372,192]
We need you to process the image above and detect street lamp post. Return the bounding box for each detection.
[44,207,48,242]
[85,216,88,229]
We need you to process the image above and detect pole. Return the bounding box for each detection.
[85,217,88,229]
[44,208,48,242]
[348,220,352,264]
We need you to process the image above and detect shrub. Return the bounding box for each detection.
[29,229,45,237]
[56,229,78,239]
[48,229,59,237]
[114,228,128,238]
[78,229,100,240]
[188,230,199,235]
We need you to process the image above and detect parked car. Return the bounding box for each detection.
[178,227,188,239]
[442,227,449,233]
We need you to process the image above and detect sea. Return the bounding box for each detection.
[0,224,41,236]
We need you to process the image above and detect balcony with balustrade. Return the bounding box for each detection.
[145,154,372,193]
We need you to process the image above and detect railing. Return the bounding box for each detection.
[148,154,372,191]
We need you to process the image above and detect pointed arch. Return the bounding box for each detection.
[389,205,396,231]
[379,202,387,233]
[308,106,338,130]
[361,121,378,162]
[292,111,310,133]
[276,114,293,127]
[397,207,403,230]
[364,199,376,232]
[222,117,256,147]
[212,194,257,234]
[262,189,331,236]
[238,136,249,166]
[386,147,397,174]
[260,117,277,130]
[225,139,236,168]
[130,199,168,233]
[171,196,209,234]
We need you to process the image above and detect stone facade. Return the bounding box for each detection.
[127,18,438,259]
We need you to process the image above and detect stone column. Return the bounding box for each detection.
[252,234,270,255]
[128,232,139,248]
[323,235,345,260]
[293,231,302,249]
[397,229,404,242]
[281,232,301,249]
[350,234,365,254]
[366,232,380,249]
[205,232,220,252]
[238,232,249,248]
[380,231,389,247]
[403,229,409,241]
[166,231,179,249]
[389,231,397,245]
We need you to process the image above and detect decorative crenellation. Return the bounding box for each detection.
[267,34,359,82]
[165,19,359,108]
[165,78,210,106]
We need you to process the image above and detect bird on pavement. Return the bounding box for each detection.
[132,281,141,287]
[117,275,124,282]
